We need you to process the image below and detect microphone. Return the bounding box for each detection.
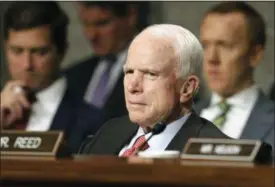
[132,122,167,156]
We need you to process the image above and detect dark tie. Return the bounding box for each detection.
[212,100,231,128]
[91,57,115,108]
[14,110,30,130]
[121,135,150,157]
[14,91,36,130]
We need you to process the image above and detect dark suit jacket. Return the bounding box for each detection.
[80,112,230,155]
[194,91,275,150]
[62,56,127,120]
[44,88,105,153]
[270,82,275,102]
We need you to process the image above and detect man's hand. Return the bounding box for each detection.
[0,81,31,128]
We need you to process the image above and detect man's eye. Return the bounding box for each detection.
[125,70,134,74]
[95,19,112,27]
[38,49,48,56]
[33,48,50,56]
[11,48,23,55]
[145,72,157,78]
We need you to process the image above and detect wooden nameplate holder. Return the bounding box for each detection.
[0,130,71,160]
[181,138,272,164]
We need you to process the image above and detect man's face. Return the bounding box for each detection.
[124,36,181,127]
[5,25,61,91]
[200,12,257,97]
[78,5,134,56]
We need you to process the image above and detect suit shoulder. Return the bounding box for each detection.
[80,115,130,154]
[102,115,131,129]
[197,117,231,139]
[63,56,99,75]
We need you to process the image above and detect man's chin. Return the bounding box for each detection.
[92,47,110,57]
[128,113,156,127]
[210,86,232,97]
[129,113,146,124]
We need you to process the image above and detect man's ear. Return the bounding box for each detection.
[249,45,264,68]
[180,75,200,103]
[58,42,69,63]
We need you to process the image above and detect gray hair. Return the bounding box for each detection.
[138,24,203,79]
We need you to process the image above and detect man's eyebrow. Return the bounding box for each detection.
[9,45,50,50]
[8,45,23,49]
[123,65,131,70]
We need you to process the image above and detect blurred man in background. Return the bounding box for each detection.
[81,24,229,156]
[269,82,275,102]
[64,2,148,120]
[195,2,274,149]
[1,2,104,153]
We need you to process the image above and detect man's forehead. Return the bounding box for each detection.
[202,13,248,33]
[130,35,175,56]
[78,5,115,19]
[201,13,249,42]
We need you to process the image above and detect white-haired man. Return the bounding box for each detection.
[80,24,229,156]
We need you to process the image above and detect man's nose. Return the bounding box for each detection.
[85,26,98,41]
[206,45,220,65]
[22,52,33,70]
[127,73,143,94]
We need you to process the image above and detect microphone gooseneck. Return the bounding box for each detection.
[151,122,166,135]
[133,122,167,156]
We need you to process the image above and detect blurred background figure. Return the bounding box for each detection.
[1,2,105,153]
[194,2,274,149]
[269,82,275,102]
[63,2,150,121]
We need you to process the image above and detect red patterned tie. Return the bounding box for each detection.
[122,135,149,157]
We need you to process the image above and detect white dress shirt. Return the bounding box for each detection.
[26,77,67,131]
[84,49,127,105]
[200,85,259,139]
[119,113,191,156]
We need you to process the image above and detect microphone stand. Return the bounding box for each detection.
[133,122,166,156]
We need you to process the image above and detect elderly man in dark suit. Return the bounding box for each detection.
[270,82,275,102]
[194,2,274,149]
[0,2,105,153]
[81,24,230,156]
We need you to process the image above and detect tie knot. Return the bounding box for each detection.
[121,134,149,157]
[218,100,230,113]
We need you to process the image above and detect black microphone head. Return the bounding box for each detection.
[152,123,166,135]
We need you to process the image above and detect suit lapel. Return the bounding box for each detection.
[241,91,274,140]
[113,121,139,154]
[50,90,76,137]
[104,73,127,118]
[166,112,203,151]
[96,117,139,155]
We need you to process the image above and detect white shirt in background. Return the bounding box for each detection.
[26,77,67,131]
[200,85,259,139]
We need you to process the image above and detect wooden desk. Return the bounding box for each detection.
[0,156,274,187]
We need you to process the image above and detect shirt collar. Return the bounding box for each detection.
[36,77,67,107]
[136,113,191,150]
[210,85,259,109]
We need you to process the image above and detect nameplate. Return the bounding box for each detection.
[0,130,66,159]
[181,138,272,163]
